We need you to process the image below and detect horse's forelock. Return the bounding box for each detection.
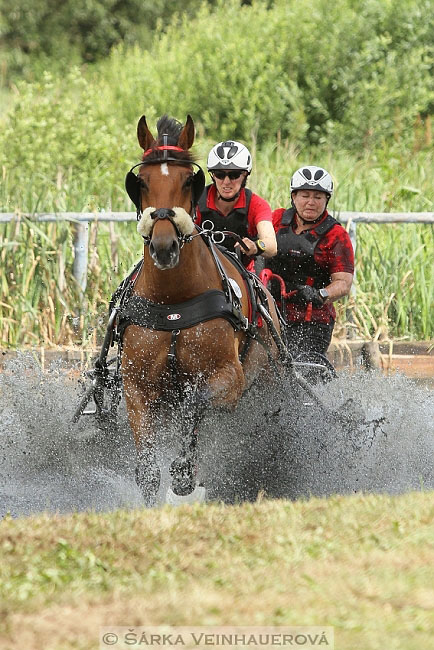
[140,115,196,162]
[156,115,183,144]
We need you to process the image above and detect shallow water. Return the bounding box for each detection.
[0,354,433,517]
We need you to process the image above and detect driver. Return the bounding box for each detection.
[195,140,277,267]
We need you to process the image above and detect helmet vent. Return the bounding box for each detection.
[314,169,324,180]
[302,168,312,179]
[216,142,239,159]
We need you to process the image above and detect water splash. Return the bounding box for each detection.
[0,354,432,516]
[0,354,143,516]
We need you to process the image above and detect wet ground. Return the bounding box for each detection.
[0,354,433,517]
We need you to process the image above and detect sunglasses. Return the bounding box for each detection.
[212,170,244,180]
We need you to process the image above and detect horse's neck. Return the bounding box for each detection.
[137,238,222,302]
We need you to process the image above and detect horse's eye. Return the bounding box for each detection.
[139,178,148,191]
[184,176,193,189]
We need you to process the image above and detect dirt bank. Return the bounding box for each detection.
[1,340,433,378]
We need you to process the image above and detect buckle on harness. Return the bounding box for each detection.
[240,315,249,331]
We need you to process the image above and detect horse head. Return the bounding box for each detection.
[125,114,205,270]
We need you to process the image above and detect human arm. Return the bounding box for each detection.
[239,220,277,258]
[293,272,353,307]
[320,271,353,303]
[241,194,277,257]
[295,224,354,304]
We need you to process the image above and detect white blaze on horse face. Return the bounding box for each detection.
[137,207,194,238]
[160,163,169,176]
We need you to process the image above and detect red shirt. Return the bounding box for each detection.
[195,185,272,237]
[271,209,354,323]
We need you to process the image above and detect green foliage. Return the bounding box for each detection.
[0,69,135,214]
[85,0,433,149]
[1,0,433,148]
[355,223,433,340]
[0,0,204,83]
[0,0,433,344]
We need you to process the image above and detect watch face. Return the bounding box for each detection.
[319,288,329,299]
[256,239,266,252]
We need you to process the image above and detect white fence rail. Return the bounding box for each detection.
[1,211,433,292]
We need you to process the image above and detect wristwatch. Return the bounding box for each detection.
[319,288,329,302]
[255,239,266,255]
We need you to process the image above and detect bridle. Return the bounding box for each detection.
[125,142,206,240]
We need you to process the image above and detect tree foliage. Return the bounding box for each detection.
[0,0,204,81]
[0,0,433,344]
[0,0,432,204]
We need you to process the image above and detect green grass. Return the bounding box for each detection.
[1,493,433,650]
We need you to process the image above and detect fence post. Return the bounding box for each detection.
[346,219,357,339]
[73,222,89,310]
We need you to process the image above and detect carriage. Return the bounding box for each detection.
[73,114,338,505]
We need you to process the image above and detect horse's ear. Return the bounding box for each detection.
[177,114,195,150]
[137,115,156,151]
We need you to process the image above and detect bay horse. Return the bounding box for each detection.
[119,114,285,504]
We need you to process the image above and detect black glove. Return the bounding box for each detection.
[292,285,324,308]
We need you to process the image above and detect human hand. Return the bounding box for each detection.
[292,285,324,308]
[234,237,257,256]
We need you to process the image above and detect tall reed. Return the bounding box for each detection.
[0,145,432,347]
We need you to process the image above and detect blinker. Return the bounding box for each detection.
[125,160,205,212]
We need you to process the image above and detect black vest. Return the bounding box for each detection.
[197,186,252,253]
[267,208,339,290]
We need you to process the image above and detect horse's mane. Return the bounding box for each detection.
[142,114,196,163]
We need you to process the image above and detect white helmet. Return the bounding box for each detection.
[207,140,252,172]
[290,166,333,197]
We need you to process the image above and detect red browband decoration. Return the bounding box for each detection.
[143,145,185,157]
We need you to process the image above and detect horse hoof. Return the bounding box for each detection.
[166,484,206,505]
[169,457,196,496]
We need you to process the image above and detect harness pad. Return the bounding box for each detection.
[118,289,245,336]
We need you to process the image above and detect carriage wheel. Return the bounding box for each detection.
[292,351,337,384]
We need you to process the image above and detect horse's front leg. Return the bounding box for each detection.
[123,378,161,505]
[207,358,245,409]
[169,387,207,496]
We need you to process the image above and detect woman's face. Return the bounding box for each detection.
[212,170,247,201]
[292,190,328,222]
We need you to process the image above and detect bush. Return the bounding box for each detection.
[0,69,135,214]
[0,0,204,82]
[87,0,433,148]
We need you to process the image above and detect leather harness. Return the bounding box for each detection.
[112,232,267,372]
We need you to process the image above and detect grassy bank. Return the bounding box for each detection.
[1,492,433,650]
